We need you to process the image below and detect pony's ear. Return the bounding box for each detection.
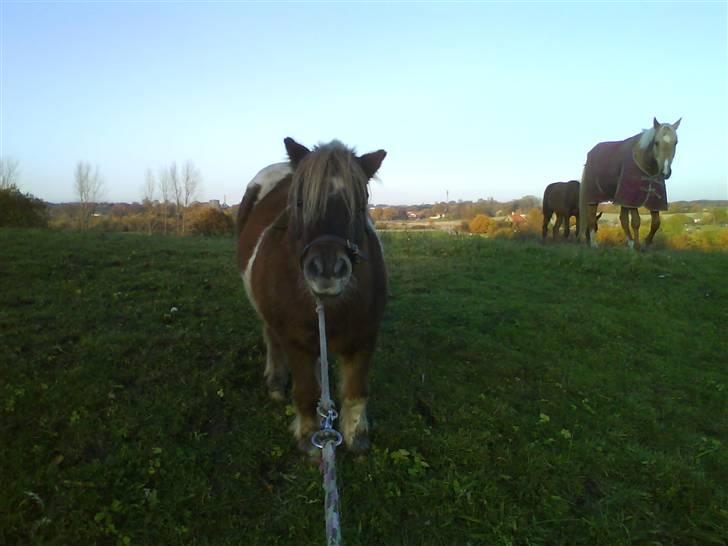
[672,118,682,130]
[284,137,311,167]
[653,117,661,130]
[358,150,387,179]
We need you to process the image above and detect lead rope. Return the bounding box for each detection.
[311,298,343,546]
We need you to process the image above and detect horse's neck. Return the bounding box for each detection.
[632,137,658,176]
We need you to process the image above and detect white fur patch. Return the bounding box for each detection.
[662,134,673,144]
[341,398,368,446]
[589,229,599,248]
[663,159,669,175]
[247,162,291,203]
[242,227,268,314]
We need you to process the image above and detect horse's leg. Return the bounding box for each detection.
[542,209,552,242]
[630,208,641,250]
[563,215,571,239]
[645,211,661,248]
[588,204,599,247]
[339,348,374,452]
[553,215,563,240]
[574,214,580,242]
[285,343,320,453]
[263,326,289,401]
[619,207,633,248]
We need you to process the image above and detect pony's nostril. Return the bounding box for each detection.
[334,257,350,278]
[306,256,323,278]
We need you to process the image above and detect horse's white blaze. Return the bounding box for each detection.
[341,398,368,446]
[662,134,673,144]
[663,159,669,175]
[247,162,292,203]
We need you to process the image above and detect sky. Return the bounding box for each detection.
[2,1,726,206]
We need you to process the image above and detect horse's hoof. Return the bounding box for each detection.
[268,389,285,402]
[297,436,320,459]
[347,433,371,454]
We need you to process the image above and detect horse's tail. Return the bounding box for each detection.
[577,165,588,242]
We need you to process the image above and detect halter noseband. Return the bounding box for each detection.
[299,235,367,268]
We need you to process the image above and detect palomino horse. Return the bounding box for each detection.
[237,138,387,453]
[542,180,601,241]
[579,118,681,249]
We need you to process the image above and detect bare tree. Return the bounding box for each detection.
[0,157,20,189]
[158,167,171,235]
[181,160,201,235]
[74,162,104,229]
[142,168,156,235]
[168,162,183,235]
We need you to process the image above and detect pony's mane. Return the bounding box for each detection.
[638,127,656,149]
[290,140,368,230]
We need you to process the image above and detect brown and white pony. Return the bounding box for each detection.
[542,180,601,241]
[578,118,681,249]
[236,138,387,454]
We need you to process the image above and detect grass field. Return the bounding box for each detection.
[1,228,727,545]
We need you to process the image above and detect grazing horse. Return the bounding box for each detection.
[236,138,387,454]
[579,118,681,249]
[542,180,601,241]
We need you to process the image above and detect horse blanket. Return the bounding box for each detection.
[583,137,668,211]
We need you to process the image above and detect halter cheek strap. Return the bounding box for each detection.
[299,235,368,268]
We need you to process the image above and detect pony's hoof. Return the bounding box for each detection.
[297,436,320,459]
[347,433,371,454]
[268,389,285,402]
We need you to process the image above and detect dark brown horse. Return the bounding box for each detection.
[579,118,681,249]
[237,138,387,454]
[542,180,601,241]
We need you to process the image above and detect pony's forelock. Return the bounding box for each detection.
[290,141,369,230]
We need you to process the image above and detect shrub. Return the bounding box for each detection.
[469,214,491,234]
[597,226,626,247]
[188,207,234,236]
[0,186,48,228]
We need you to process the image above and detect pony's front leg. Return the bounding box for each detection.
[339,349,373,453]
[552,215,563,240]
[630,208,641,250]
[542,210,552,242]
[644,211,661,248]
[587,204,600,247]
[286,343,320,454]
[619,207,634,248]
[263,326,289,401]
[562,215,571,239]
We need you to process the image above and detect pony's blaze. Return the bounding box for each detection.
[302,244,352,297]
[653,124,678,180]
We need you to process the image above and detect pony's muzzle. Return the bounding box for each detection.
[302,252,352,297]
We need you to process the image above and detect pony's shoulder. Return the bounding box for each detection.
[247,162,293,203]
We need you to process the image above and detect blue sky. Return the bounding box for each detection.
[2,1,726,205]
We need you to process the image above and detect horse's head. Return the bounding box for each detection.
[650,117,681,179]
[285,138,386,298]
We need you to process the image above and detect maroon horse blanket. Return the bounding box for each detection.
[583,135,668,211]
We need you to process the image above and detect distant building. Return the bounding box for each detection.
[209,199,221,209]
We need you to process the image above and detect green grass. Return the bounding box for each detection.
[1,228,726,545]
